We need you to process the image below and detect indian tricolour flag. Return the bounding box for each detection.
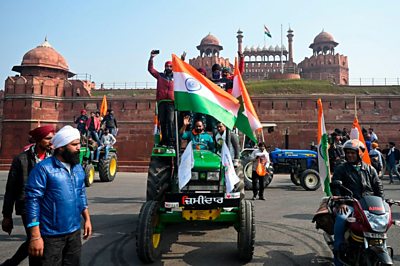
[264,25,272,38]
[317,99,332,196]
[172,54,240,129]
[232,58,262,142]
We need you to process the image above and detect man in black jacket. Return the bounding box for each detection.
[331,139,384,266]
[101,109,118,137]
[1,125,54,266]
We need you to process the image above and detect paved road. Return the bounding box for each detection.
[1,171,400,265]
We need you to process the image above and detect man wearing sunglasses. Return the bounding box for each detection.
[148,50,175,148]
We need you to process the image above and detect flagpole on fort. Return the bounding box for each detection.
[280,24,284,74]
[264,26,266,47]
[354,95,357,118]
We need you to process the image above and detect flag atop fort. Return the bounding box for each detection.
[264,25,272,38]
[232,58,262,142]
[172,54,240,129]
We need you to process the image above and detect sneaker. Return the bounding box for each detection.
[259,197,266,200]
[252,197,256,200]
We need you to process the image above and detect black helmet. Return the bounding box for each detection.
[343,139,365,159]
[212,63,221,72]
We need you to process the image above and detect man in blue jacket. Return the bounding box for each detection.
[25,125,92,265]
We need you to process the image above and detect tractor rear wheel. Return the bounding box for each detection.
[300,169,321,191]
[290,172,301,186]
[136,201,162,263]
[244,162,272,190]
[237,199,255,262]
[84,164,95,187]
[243,161,253,190]
[234,164,245,199]
[146,156,173,201]
[98,153,118,182]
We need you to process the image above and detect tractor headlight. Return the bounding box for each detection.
[208,172,220,181]
[191,172,199,180]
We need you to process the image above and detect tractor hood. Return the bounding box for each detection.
[193,150,221,171]
[270,148,317,159]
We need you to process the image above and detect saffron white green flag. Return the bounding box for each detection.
[232,58,262,142]
[172,54,240,129]
[178,141,194,190]
[317,99,332,196]
[221,142,240,193]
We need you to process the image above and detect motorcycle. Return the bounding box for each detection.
[313,180,400,265]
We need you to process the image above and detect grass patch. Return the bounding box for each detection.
[90,80,400,97]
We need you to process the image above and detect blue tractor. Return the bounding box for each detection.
[270,148,320,191]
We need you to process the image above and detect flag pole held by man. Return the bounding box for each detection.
[317,99,332,196]
[232,57,262,142]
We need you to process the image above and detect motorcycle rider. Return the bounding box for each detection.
[331,139,384,266]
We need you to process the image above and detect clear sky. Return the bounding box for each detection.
[0,0,398,87]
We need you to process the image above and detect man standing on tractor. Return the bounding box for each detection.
[148,50,175,148]
[101,109,118,137]
[331,139,383,266]
[180,115,214,151]
[1,125,54,266]
[215,122,240,166]
[86,111,101,145]
[75,109,88,136]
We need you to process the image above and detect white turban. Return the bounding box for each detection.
[52,125,81,149]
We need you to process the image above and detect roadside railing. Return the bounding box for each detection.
[349,78,400,86]
[96,82,156,90]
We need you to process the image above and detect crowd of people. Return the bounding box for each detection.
[1,107,119,265]
[328,127,400,184]
[74,109,118,163]
[149,50,270,201]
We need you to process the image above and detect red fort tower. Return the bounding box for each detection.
[1,39,93,158]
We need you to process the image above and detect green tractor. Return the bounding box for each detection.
[136,137,254,263]
[79,145,118,187]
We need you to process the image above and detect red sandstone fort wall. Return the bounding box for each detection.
[0,92,399,170]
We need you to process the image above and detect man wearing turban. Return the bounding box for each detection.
[2,125,54,265]
[25,125,92,265]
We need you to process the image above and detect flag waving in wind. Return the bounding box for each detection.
[264,25,272,38]
[232,58,262,142]
[172,54,240,129]
[100,95,108,117]
[351,117,371,165]
[317,99,332,196]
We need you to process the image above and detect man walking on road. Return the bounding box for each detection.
[1,125,54,266]
[25,125,92,266]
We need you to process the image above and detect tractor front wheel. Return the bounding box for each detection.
[98,153,118,182]
[146,156,173,201]
[300,169,321,191]
[136,201,162,263]
[237,199,255,262]
[84,164,95,187]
